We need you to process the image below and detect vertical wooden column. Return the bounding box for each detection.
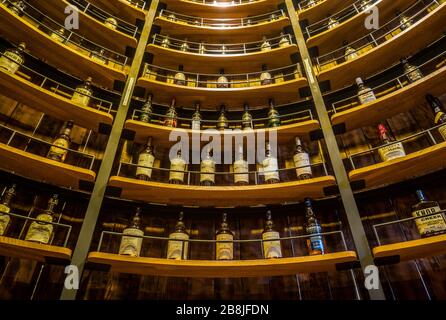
[60,0,160,300]
[284,0,385,300]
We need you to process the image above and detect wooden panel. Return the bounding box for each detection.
[349,141,446,190]
[109,175,337,206]
[373,234,446,263]
[91,0,146,23]
[0,236,72,262]
[317,2,446,90]
[0,4,127,89]
[136,77,307,109]
[148,44,298,74]
[331,65,446,131]
[87,251,358,277]
[298,0,355,24]
[0,69,114,131]
[0,144,96,189]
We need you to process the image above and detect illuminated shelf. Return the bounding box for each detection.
[0,236,72,263]
[0,4,127,89]
[87,251,358,277]
[0,144,96,190]
[92,0,146,23]
[331,65,446,131]
[373,234,446,265]
[0,69,114,131]
[297,0,355,23]
[108,176,337,207]
[349,142,446,190]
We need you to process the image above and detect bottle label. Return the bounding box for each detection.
[50,31,64,43]
[260,72,272,85]
[378,142,406,162]
[191,120,201,130]
[216,233,234,260]
[260,42,271,51]
[234,159,249,184]
[262,231,282,258]
[25,213,53,244]
[200,159,215,183]
[412,206,446,237]
[48,138,69,162]
[0,204,11,236]
[262,158,280,182]
[105,19,118,30]
[71,87,92,106]
[174,72,186,85]
[167,232,189,260]
[119,228,144,257]
[136,153,155,179]
[358,89,376,104]
[438,124,446,141]
[169,158,186,182]
[406,68,423,83]
[309,235,324,253]
[0,51,23,74]
[217,76,229,88]
[279,37,290,47]
[293,153,312,177]
[91,54,106,65]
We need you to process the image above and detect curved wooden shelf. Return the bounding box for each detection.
[27,0,137,54]
[136,77,307,109]
[0,144,96,190]
[298,0,355,24]
[331,65,446,132]
[0,236,72,262]
[349,141,446,190]
[317,2,446,90]
[0,4,127,89]
[307,0,407,55]
[0,69,114,131]
[87,251,358,277]
[373,234,446,265]
[109,175,337,206]
[125,119,321,145]
[147,43,298,74]
[162,0,283,18]
[91,0,146,24]
[154,15,290,43]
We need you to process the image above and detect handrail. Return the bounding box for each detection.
[297,0,325,11]
[177,0,265,5]
[124,0,146,10]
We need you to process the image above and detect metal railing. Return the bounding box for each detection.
[297,0,325,11]
[182,0,264,5]
[123,0,146,10]
[151,33,295,55]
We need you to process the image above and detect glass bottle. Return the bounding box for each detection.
[401,58,422,83]
[167,212,189,260]
[260,36,271,51]
[199,42,206,54]
[191,102,202,131]
[8,0,27,16]
[411,190,446,238]
[217,69,229,88]
[397,10,412,31]
[356,77,376,104]
[105,17,118,30]
[216,105,229,131]
[260,64,272,86]
[426,94,446,141]
[293,137,312,180]
[233,144,249,186]
[262,211,282,259]
[304,198,325,255]
[50,28,66,43]
[0,184,16,236]
[180,39,189,52]
[164,98,178,128]
[71,77,93,106]
[279,32,290,47]
[344,41,358,61]
[267,98,281,127]
[216,213,234,260]
[160,35,170,48]
[136,137,156,181]
[377,123,406,162]
[139,93,153,123]
[90,48,108,65]
[0,42,26,74]
[25,194,58,244]
[241,103,253,130]
[200,147,215,186]
[174,65,186,86]
[47,120,74,163]
[169,149,186,184]
[262,141,280,184]
[327,15,339,29]
[119,207,144,257]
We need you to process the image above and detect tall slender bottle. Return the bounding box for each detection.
[411,190,446,238]
[262,141,280,184]
[233,144,249,186]
[426,94,446,141]
[47,120,74,163]
[164,98,178,127]
[174,65,186,86]
[25,194,58,244]
[293,137,312,180]
[71,77,93,106]
[0,184,16,236]
[241,103,253,130]
[344,41,358,61]
[401,58,422,83]
[167,212,189,260]
[216,105,229,131]
[304,198,325,256]
[191,102,202,131]
[119,207,144,257]
[169,149,186,184]
[0,42,26,74]
[260,64,272,85]
[139,93,153,123]
[136,137,156,181]
[267,98,281,127]
[262,211,282,259]
[260,36,271,51]
[200,147,216,186]
[356,77,376,104]
[216,213,234,260]
[377,123,406,162]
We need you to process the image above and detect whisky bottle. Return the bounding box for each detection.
[262,141,280,184]
[200,147,216,186]
[8,0,26,16]
[71,77,93,106]
[167,212,189,260]
[233,144,249,186]
[356,77,376,104]
[90,48,108,65]
[216,105,229,130]
[47,120,74,163]
[180,39,189,52]
[307,0,317,8]
[105,17,118,30]
[167,12,177,21]
[426,94,446,141]
[0,42,26,74]
[174,65,186,86]
[25,194,58,244]
[401,58,422,83]
[397,11,412,30]
[216,213,234,260]
[304,198,325,255]
[50,28,66,43]
[241,103,253,130]
[199,42,206,54]
[260,64,272,86]
[327,15,339,29]
[191,102,201,131]
[377,123,406,162]
[139,93,153,123]
[119,207,144,257]
[262,211,282,259]
[161,35,170,48]
[0,184,16,236]
[136,137,156,181]
[217,69,229,88]
[260,36,271,51]
[164,98,178,128]
[169,149,186,184]
[293,137,312,180]
[344,41,358,61]
[358,0,372,12]
[267,98,281,127]
[412,190,446,238]
[279,32,290,47]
